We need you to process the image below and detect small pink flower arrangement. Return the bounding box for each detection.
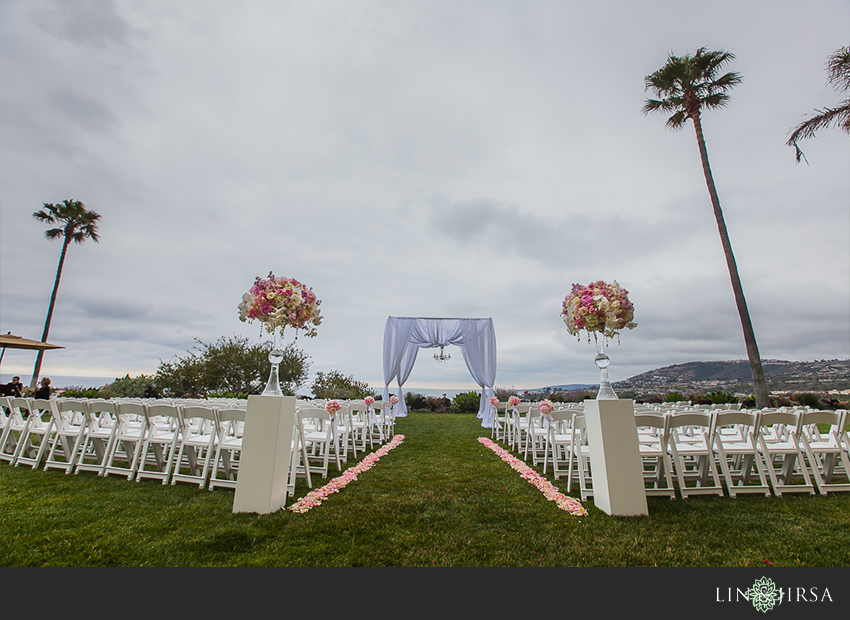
[238,271,322,336]
[561,280,636,339]
[538,400,555,415]
[325,400,342,416]
[390,395,399,405]
[508,396,521,406]
[364,396,375,406]
[489,396,499,406]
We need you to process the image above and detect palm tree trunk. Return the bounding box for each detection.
[692,113,770,408]
[30,234,71,389]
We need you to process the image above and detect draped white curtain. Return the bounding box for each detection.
[382,317,497,427]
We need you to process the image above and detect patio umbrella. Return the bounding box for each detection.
[0,333,65,351]
[0,333,64,366]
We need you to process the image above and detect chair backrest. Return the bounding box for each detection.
[713,410,758,427]
[757,410,801,432]
[635,411,668,431]
[180,405,218,434]
[55,398,89,428]
[29,399,55,427]
[667,411,715,438]
[116,402,147,433]
[216,407,246,434]
[298,406,333,421]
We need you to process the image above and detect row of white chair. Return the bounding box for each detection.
[491,401,850,501]
[0,396,399,495]
[0,397,302,494]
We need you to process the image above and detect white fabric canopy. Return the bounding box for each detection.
[382,317,497,427]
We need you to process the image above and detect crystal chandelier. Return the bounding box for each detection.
[433,345,451,362]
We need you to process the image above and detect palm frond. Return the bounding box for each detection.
[826,45,850,92]
[665,110,688,130]
[787,103,850,143]
[44,228,64,240]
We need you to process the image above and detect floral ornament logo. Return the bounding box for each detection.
[746,577,784,613]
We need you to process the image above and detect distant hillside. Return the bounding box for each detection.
[618,359,849,392]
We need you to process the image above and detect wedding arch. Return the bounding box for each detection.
[382,317,497,427]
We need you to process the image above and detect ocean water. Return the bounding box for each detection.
[0,373,492,399]
[0,374,117,389]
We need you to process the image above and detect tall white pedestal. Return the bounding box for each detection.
[233,395,296,514]
[583,399,648,517]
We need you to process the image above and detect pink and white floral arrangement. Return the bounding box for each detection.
[489,396,499,407]
[390,395,399,405]
[238,272,322,337]
[325,400,342,416]
[538,400,555,415]
[364,396,375,406]
[508,395,521,406]
[561,280,636,340]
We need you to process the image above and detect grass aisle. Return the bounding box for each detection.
[1,412,848,566]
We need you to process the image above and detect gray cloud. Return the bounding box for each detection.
[1,1,847,392]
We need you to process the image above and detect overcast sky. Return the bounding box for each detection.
[1,0,848,393]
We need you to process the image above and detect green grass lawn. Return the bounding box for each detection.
[1,412,848,567]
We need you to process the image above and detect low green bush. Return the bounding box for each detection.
[452,391,480,413]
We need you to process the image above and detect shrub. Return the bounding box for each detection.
[405,392,427,412]
[57,386,101,399]
[792,392,825,408]
[452,391,480,413]
[663,391,687,403]
[99,374,159,398]
[425,395,452,412]
[155,335,309,397]
[311,370,375,400]
[703,391,737,405]
[768,394,792,408]
[494,387,518,401]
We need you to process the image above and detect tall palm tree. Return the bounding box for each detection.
[643,47,770,409]
[787,45,850,163]
[30,200,101,388]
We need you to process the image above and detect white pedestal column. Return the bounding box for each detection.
[583,399,648,517]
[233,395,296,514]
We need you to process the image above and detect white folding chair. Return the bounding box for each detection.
[347,401,370,454]
[0,397,31,464]
[756,410,815,496]
[0,397,12,452]
[74,400,120,476]
[490,401,508,441]
[103,401,149,477]
[569,413,593,500]
[712,410,770,497]
[136,403,182,484]
[542,409,575,479]
[369,401,391,445]
[333,403,354,464]
[799,409,850,494]
[102,402,149,480]
[297,407,342,482]
[209,407,245,490]
[667,411,724,498]
[14,399,57,469]
[43,399,90,473]
[635,411,676,498]
[170,405,219,488]
[523,407,549,465]
[510,403,533,452]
